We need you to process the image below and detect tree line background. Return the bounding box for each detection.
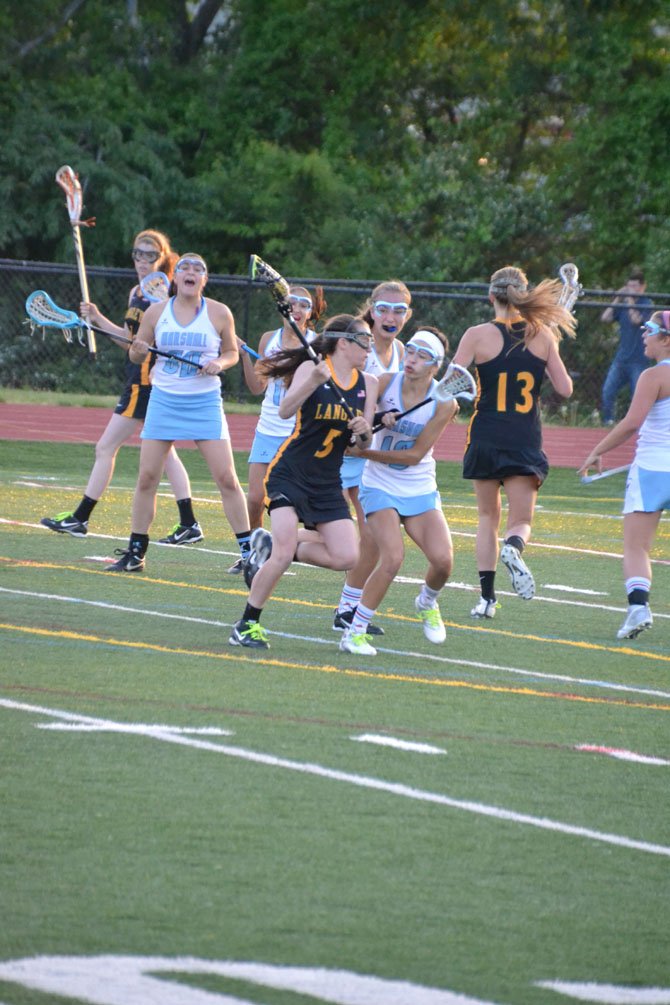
[1,0,669,291]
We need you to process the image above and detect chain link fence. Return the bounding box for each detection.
[1,259,668,424]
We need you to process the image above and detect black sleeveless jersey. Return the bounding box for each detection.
[267,360,367,490]
[123,287,154,387]
[466,322,547,452]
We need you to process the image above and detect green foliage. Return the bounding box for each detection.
[0,0,669,285]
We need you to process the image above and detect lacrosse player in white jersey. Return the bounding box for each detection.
[339,328,459,656]
[106,252,251,573]
[579,309,670,641]
[41,229,203,544]
[334,279,410,635]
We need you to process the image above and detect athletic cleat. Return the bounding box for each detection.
[228,619,270,649]
[616,604,652,640]
[40,512,88,537]
[500,544,535,599]
[415,597,446,644]
[339,628,377,656]
[332,607,385,636]
[471,597,497,619]
[243,528,273,588]
[105,548,145,573]
[158,522,203,545]
[226,557,245,574]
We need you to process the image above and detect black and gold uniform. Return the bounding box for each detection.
[113,287,155,419]
[463,321,549,484]
[264,359,367,528]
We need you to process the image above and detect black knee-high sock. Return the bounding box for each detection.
[478,570,496,602]
[73,495,97,523]
[176,497,196,526]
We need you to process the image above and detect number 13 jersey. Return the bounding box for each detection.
[466,321,547,452]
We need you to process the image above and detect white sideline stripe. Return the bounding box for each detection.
[2,585,670,700]
[352,734,447,755]
[4,530,670,621]
[12,481,223,506]
[37,724,234,736]
[576,744,670,766]
[2,697,669,859]
[543,583,608,596]
[7,515,670,570]
[535,981,670,1003]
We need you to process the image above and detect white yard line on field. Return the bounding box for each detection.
[1,586,669,700]
[2,697,669,859]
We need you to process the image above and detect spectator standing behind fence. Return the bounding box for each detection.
[579,310,670,641]
[40,229,204,544]
[599,268,653,426]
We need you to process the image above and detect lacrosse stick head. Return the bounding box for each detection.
[140,271,170,303]
[433,362,477,403]
[25,290,85,344]
[250,254,291,308]
[55,165,82,223]
[558,262,583,312]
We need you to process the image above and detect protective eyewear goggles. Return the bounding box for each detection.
[175,258,207,275]
[642,319,670,337]
[325,330,372,351]
[372,300,410,317]
[132,248,160,263]
[288,295,312,310]
[404,344,440,364]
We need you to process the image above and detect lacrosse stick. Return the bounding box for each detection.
[580,464,630,485]
[55,165,96,358]
[372,363,476,432]
[239,342,260,360]
[557,262,583,313]
[140,271,170,303]
[250,254,367,438]
[25,291,204,371]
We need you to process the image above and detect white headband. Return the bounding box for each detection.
[407,331,445,361]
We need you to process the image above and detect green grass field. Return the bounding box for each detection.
[1,440,668,1005]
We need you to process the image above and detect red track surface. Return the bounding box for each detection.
[0,402,635,470]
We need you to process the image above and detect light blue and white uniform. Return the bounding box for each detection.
[623,359,670,514]
[248,328,316,464]
[341,339,403,490]
[359,372,442,518]
[142,296,229,441]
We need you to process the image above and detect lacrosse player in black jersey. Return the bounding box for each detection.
[452,265,576,617]
[229,314,376,649]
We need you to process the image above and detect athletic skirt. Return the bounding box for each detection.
[340,455,366,490]
[248,430,287,465]
[359,485,442,519]
[265,472,351,530]
[141,386,229,442]
[623,463,670,514]
[463,440,549,486]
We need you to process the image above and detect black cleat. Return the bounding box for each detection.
[228,619,270,649]
[40,512,88,537]
[332,607,384,636]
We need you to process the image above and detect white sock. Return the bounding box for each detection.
[417,583,441,610]
[350,603,375,635]
[338,584,362,613]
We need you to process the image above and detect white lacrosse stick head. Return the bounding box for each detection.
[55,165,82,223]
[558,262,583,311]
[140,271,170,303]
[433,362,477,402]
